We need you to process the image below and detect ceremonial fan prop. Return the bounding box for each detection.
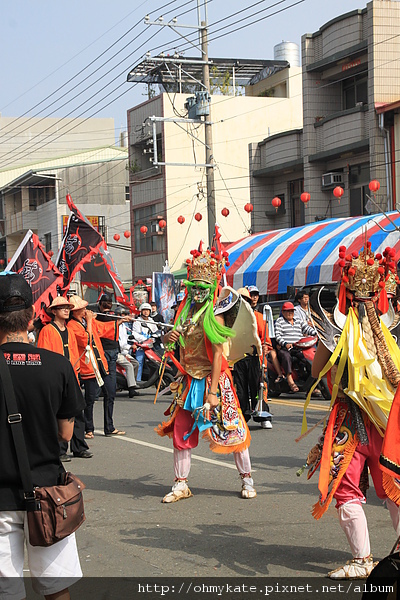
[251,304,273,425]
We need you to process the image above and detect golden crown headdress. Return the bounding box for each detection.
[338,243,399,312]
[185,227,230,284]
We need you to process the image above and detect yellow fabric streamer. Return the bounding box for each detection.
[302,307,395,437]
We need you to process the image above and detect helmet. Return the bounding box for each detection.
[140,302,151,311]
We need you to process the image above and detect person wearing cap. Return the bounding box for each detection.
[68,295,130,438]
[131,302,158,382]
[247,285,260,311]
[233,288,273,429]
[275,301,316,393]
[0,274,84,599]
[37,296,92,461]
[115,306,140,398]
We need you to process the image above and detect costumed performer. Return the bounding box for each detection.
[299,243,400,579]
[156,231,256,502]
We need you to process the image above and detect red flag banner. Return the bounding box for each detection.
[6,230,64,319]
[55,195,105,292]
[80,246,128,304]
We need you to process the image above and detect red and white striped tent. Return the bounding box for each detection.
[225,212,400,295]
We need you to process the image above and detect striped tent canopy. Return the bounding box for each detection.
[225,212,400,295]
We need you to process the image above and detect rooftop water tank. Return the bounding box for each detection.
[274,41,300,67]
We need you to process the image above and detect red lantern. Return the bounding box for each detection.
[159,219,166,229]
[195,213,202,222]
[140,225,148,235]
[221,208,229,217]
[177,215,185,225]
[124,230,131,239]
[0,259,4,265]
[333,186,344,198]
[369,179,380,193]
[271,197,281,212]
[7,259,11,263]
[48,250,54,258]
[244,203,253,213]
[300,192,311,205]
[113,234,120,242]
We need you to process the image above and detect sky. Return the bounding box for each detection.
[1,0,369,144]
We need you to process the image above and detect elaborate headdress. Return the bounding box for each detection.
[186,230,230,284]
[338,242,399,313]
[172,226,234,346]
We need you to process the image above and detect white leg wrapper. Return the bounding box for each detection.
[386,499,400,536]
[338,502,371,559]
[233,448,252,475]
[173,448,191,480]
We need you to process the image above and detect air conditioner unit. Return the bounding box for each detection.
[322,172,343,189]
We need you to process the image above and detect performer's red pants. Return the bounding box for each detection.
[334,420,386,508]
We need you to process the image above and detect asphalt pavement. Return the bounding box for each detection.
[60,387,396,585]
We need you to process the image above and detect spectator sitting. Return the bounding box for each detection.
[131,303,158,381]
[115,306,140,398]
[294,290,312,325]
[275,301,316,393]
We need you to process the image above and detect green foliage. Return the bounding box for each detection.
[258,87,275,97]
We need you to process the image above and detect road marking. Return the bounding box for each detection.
[95,431,238,470]
[270,398,329,411]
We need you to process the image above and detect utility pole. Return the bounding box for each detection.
[201,20,216,246]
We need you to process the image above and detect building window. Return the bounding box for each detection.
[343,76,368,110]
[44,233,52,253]
[349,163,370,216]
[125,186,130,202]
[134,205,164,254]
[289,180,304,228]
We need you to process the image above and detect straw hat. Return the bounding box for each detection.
[237,287,251,300]
[48,296,73,311]
[69,295,88,311]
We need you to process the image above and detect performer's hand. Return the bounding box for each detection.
[86,310,95,322]
[207,392,219,410]
[164,330,180,344]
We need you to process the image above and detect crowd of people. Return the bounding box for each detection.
[2,236,400,597]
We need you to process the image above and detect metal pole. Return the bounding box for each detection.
[201,20,215,246]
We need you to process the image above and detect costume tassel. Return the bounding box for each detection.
[382,472,400,506]
[338,281,347,314]
[378,286,389,314]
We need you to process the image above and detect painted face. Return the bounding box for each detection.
[190,286,211,304]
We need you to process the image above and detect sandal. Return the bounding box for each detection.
[288,382,299,393]
[275,376,285,384]
[105,429,126,437]
[85,432,94,439]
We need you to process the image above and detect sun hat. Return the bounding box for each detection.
[69,295,89,311]
[48,296,73,310]
[237,287,251,300]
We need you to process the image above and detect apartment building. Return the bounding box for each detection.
[127,56,302,279]
[249,0,400,233]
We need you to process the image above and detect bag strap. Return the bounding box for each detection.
[0,351,36,506]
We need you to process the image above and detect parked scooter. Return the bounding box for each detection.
[116,331,176,392]
[267,336,330,399]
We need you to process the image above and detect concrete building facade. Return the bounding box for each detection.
[249,0,400,233]
[127,62,302,279]
[0,146,132,283]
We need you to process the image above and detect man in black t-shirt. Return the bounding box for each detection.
[0,273,85,600]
